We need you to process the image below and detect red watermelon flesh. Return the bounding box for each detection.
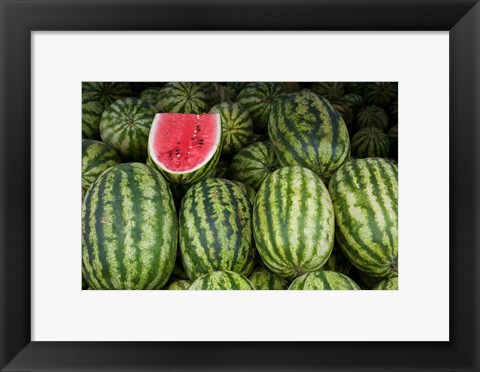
[149,113,221,173]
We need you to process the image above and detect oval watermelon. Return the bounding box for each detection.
[82,163,177,290]
[253,166,335,279]
[268,90,350,182]
[329,158,398,278]
[179,178,255,280]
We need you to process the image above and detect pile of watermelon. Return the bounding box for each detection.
[82,82,398,290]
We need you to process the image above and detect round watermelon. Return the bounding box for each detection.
[82,163,177,290]
[147,112,222,185]
[236,82,285,133]
[289,271,360,290]
[179,178,256,280]
[363,82,397,108]
[329,158,398,279]
[82,82,132,109]
[253,166,335,279]
[100,97,157,162]
[230,141,280,190]
[351,127,390,158]
[138,86,163,106]
[355,105,389,131]
[156,82,209,113]
[189,270,255,290]
[208,102,255,155]
[268,90,350,182]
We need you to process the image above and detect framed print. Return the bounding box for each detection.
[0,0,479,371]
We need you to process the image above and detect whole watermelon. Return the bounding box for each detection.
[355,105,389,131]
[179,178,256,280]
[236,82,285,133]
[189,270,255,290]
[82,82,132,109]
[100,97,157,162]
[351,127,390,158]
[289,271,360,290]
[230,141,280,190]
[82,163,177,290]
[268,90,350,182]
[253,166,335,279]
[82,100,104,140]
[208,102,255,155]
[156,82,209,113]
[310,82,345,101]
[329,158,398,279]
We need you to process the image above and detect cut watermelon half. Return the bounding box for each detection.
[148,113,222,185]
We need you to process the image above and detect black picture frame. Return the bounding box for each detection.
[1,0,479,371]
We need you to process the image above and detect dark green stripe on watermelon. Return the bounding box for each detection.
[351,127,390,158]
[82,82,133,109]
[156,82,209,113]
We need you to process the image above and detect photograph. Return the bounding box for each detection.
[81,81,399,290]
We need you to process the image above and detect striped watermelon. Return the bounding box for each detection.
[339,93,364,113]
[351,127,390,158]
[388,125,398,159]
[82,140,121,198]
[355,105,389,131]
[198,82,232,107]
[208,102,255,155]
[226,82,250,98]
[230,141,280,190]
[156,82,209,113]
[236,82,285,133]
[289,271,360,290]
[100,97,157,162]
[82,163,177,290]
[82,100,104,140]
[189,270,255,290]
[167,280,191,290]
[345,82,367,95]
[373,277,398,290]
[364,82,397,108]
[147,113,222,185]
[248,266,290,290]
[138,86,163,106]
[268,90,350,182]
[322,245,352,275]
[82,82,132,109]
[253,166,335,279]
[179,178,256,280]
[329,158,398,278]
[310,82,345,101]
